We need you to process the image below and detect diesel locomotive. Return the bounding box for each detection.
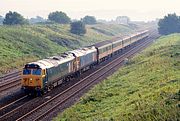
[21,30,149,95]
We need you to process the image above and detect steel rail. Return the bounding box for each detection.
[16,34,158,121]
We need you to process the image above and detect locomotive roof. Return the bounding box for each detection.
[67,46,96,57]
[26,53,75,69]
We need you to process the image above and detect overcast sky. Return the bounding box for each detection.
[1,0,180,21]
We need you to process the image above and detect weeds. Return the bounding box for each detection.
[54,34,180,121]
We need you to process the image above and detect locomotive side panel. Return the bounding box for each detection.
[69,47,97,71]
[80,51,97,68]
[46,60,74,85]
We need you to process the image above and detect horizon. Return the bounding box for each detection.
[1,0,180,22]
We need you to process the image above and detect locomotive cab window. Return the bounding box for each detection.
[23,69,31,75]
[32,69,41,75]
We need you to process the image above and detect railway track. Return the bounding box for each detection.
[33,34,159,121]
[0,95,29,116]
[4,31,158,121]
[0,70,20,82]
[0,71,21,92]
[0,30,159,121]
[0,78,21,92]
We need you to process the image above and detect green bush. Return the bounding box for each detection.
[70,21,86,35]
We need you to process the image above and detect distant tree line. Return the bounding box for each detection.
[1,11,98,35]
[158,13,180,35]
[3,11,28,25]
[29,16,46,24]
[48,11,71,24]
[81,16,97,25]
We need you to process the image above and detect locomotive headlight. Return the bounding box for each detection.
[30,78,33,81]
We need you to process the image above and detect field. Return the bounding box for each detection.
[55,34,180,121]
[0,23,133,75]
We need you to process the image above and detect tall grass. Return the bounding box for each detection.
[54,34,180,121]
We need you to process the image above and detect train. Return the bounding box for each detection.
[21,30,149,96]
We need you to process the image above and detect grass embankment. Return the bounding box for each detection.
[55,34,180,121]
[0,24,133,75]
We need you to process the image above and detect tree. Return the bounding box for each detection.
[29,16,46,24]
[70,21,86,35]
[82,16,97,25]
[158,13,180,35]
[116,16,130,25]
[0,15,4,25]
[48,11,71,24]
[3,11,28,25]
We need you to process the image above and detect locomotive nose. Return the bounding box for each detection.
[22,76,41,87]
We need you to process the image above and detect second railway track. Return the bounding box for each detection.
[0,70,20,82]
[0,71,21,92]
